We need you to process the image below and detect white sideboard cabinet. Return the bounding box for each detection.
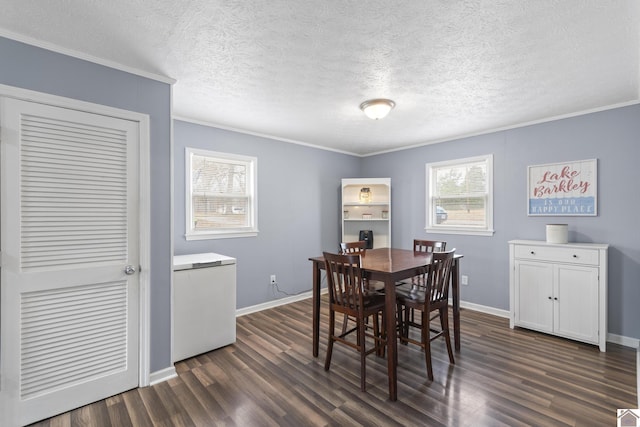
[509,240,608,352]
[341,178,390,249]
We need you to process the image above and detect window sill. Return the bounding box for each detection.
[425,227,495,237]
[186,230,258,240]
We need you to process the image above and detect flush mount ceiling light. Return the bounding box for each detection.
[359,98,396,120]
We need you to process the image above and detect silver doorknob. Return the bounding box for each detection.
[124,265,136,275]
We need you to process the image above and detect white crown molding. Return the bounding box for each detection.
[173,115,359,157]
[0,29,175,85]
[364,99,640,157]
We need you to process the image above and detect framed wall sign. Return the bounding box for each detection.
[528,159,597,216]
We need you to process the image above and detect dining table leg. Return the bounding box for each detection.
[384,277,398,401]
[312,259,321,357]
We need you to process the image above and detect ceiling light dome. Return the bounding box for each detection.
[359,98,396,120]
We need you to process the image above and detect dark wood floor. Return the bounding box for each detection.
[31,296,637,426]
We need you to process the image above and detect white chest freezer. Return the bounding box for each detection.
[173,252,237,362]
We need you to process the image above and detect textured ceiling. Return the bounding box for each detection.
[0,1,638,155]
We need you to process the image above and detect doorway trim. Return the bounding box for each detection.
[0,83,151,387]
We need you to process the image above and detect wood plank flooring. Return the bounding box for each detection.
[30,297,637,426]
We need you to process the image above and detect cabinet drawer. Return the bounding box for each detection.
[514,245,599,265]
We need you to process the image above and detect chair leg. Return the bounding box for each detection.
[324,309,335,371]
[378,310,386,357]
[396,303,401,339]
[423,310,434,381]
[341,313,349,334]
[403,304,411,342]
[372,313,378,348]
[372,313,384,357]
[441,308,455,364]
[358,317,367,391]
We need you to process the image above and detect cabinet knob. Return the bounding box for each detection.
[548,296,552,300]
[572,254,578,258]
[530,251,535,255]
[554,297,558,300]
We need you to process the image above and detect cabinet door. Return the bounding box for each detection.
[553,265,599,343]
[514,260,554,333]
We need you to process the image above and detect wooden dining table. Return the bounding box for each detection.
[309,247,463,401]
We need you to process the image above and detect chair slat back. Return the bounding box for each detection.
[323,252,365,311]
[426,250,455,304]
[339,241,367,254]
[413,239,446,254]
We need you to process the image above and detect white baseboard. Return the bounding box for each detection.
[149,366,177,386]
[236,288,327,317]
[607,333,640,349]
[457,300,510,318]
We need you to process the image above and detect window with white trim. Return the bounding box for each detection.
[426,154,494,236]
[186,148,258,240]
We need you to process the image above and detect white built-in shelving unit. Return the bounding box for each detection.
[341,178,391,249]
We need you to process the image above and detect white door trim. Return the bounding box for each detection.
[0,83,151,388]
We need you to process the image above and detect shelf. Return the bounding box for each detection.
[343,202,389,207]
[344,218,389,222]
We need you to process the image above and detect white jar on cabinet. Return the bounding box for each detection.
[509,240,608,352]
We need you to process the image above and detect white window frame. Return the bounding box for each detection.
[185,148,258,240]
[425,154,494,236]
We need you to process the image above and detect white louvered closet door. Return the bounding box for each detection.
[0,97,139,426]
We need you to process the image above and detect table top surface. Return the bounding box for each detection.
[310,247,462,274]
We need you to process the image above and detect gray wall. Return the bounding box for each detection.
[173,120,361,308]
[362,104,640,340]
[0,37,174,372]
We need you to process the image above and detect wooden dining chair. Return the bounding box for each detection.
[398,240,446,286]
[397,239,447,322]
[323,251,387,391]
[396,250,456,381]
[413,239,446,253]
[338,241,385,336]
[339,240,367,254]
[398,239,447,285]
[339,241,384,291]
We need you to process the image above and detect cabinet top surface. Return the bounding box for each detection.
[509,239,609,250]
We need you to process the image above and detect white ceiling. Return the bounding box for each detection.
[1,1,638,155]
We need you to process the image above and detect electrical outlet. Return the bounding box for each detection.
[461,275,469,285]
[270,275,276,285]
